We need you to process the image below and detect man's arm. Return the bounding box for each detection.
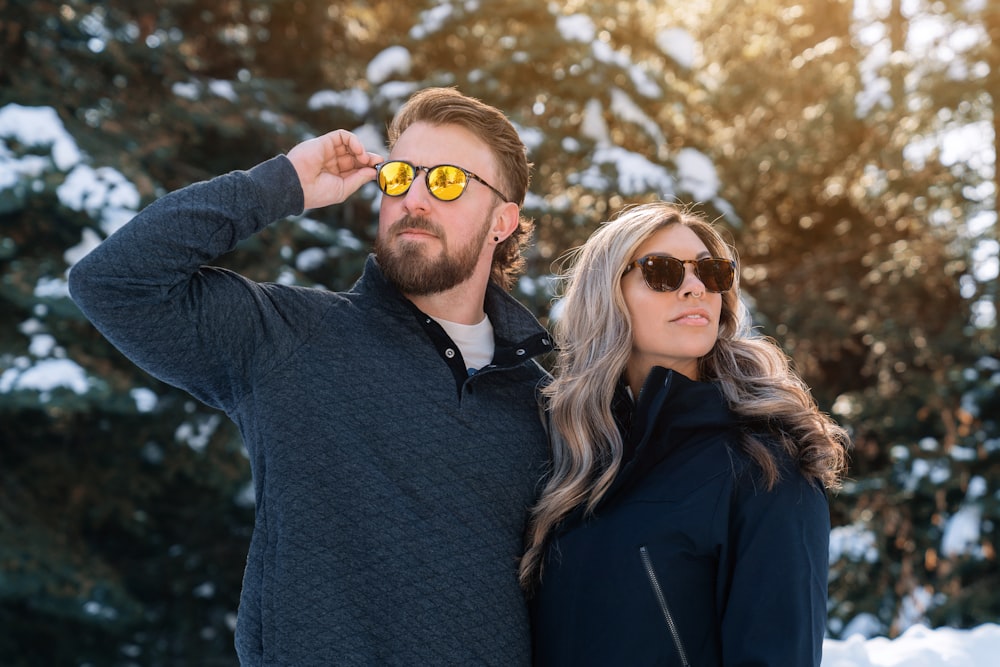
[68,131,380,410]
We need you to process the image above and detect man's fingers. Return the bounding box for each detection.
[289,130,383,209]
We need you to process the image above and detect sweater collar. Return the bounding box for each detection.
[352,254,553,359]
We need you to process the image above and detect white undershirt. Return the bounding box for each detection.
[432,314,495,373]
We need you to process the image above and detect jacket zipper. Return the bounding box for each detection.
[639,545,690,667]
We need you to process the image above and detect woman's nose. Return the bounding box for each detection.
[680,261,707,297]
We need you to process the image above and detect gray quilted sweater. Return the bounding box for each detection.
[68,156,552,666]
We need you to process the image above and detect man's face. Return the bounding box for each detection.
[375,122,501,296]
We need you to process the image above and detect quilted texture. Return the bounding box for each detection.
[69,156,551,666]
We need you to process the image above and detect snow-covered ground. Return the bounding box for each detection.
[823,623,1000,666]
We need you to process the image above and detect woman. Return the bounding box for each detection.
[522,202,850,666]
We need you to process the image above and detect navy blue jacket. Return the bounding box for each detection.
[532,368,830,666]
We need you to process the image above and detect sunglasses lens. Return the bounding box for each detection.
[635,257,735,292]
[427,165,468,201]
[378,161,415,197]
[640,257,684,292]
[697,259,735,292]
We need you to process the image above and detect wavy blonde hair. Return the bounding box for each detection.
[519,202,850,589]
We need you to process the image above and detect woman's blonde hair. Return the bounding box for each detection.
[519,202,850,589]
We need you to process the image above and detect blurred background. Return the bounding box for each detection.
[1,0,997,664]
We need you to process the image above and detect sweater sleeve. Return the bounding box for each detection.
[68,155,306,412]
[718,466,831,667]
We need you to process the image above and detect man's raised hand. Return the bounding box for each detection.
[287,130,383,211]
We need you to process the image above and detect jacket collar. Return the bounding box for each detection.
[599,367,736,508]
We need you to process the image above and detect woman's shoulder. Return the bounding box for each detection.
[728,434,825,494]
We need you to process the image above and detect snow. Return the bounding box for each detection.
[829,521,879,565]
[409,3,455,40]
[675,148,721,202]
[207,79,238,103]
[572,145,675,196]
[295,246,328,272]
[57,163,140,235]
[307,87,372,116]
[174,413,222,453]
[171,80,200,101]
[656,26,698,69]
[822,623,1000,666]
[609,87,664,145]
[0,103,82,171]
[0,357,90,396]
[579,98,610,145]
[972,238,999,283]
[130,387,159,413]
[938,477,988,559]
[366,46,412,85]
[349,123,387,156]
[555,13,596,43]
[64,227,104,266]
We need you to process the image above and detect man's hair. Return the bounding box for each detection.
[388,87,534,290]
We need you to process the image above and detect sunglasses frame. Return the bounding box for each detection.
[624,254,736,293]
[374,160,512,203]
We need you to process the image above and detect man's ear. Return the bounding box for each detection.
[491,201,521,242]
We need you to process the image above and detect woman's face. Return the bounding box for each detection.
[623,224,723,389]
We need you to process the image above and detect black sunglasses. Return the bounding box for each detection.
[375,160,511,203]
[624,254,736,293]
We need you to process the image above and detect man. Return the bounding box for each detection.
[69,88,552,665]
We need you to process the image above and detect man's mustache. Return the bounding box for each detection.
[389,215,442,237]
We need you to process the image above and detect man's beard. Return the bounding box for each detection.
[375,213,492,296]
